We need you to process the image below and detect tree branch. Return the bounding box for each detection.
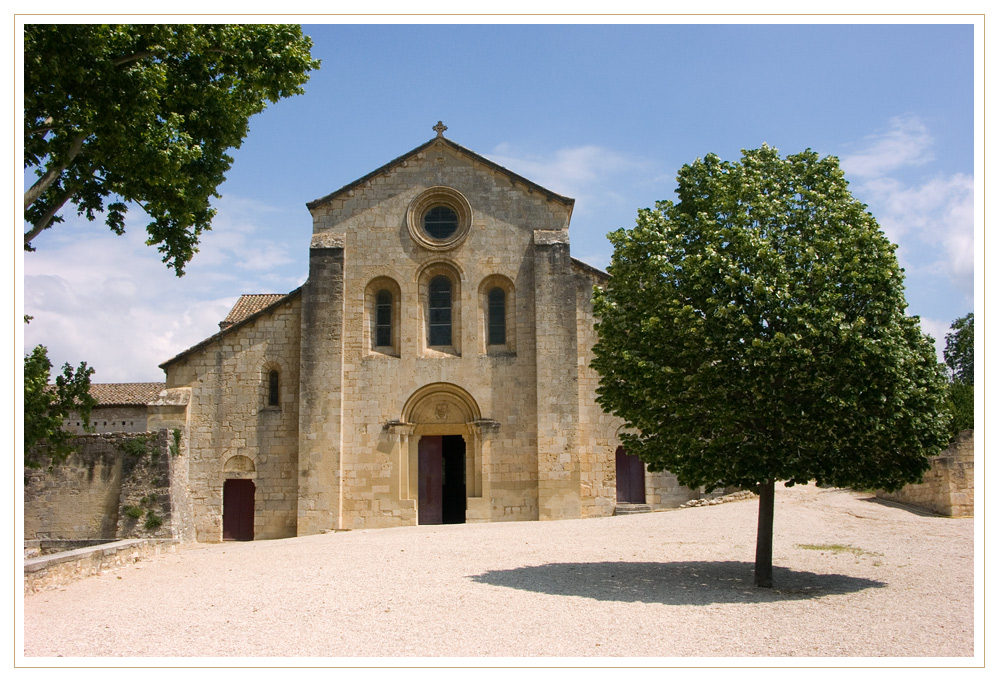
[24,188,75,246]
[24,133,87,210]
[111,49,164,67]
[27,116,55,136]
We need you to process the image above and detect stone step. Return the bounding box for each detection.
[614,504,653,515]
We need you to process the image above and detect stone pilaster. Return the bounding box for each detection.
[297,233,346,533]
[533,229,581,520]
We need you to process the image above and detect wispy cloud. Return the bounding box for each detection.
[485,143,651,213]
[840,114,934,178]
[840,116,973,303]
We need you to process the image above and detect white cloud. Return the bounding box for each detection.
[840,114,934,178]
[841,117,974,299]
[486,142,650,211]
[22,194,305,382]
[914,316,952,362]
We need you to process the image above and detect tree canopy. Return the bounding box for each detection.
[24,24,320,275]
[24,344,97,469]
[944,313,974,435]
[592,145,951,586]
[944,312,974,385]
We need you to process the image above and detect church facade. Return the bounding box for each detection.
[152,125,699,542]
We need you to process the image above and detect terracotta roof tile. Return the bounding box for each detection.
[221,294,287,328]
[87,383,166,406]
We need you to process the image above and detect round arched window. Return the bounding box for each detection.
[406,187,472,251]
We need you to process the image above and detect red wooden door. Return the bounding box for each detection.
[223,479,255,541]
[616,447,646,503]
[418,436,443,525]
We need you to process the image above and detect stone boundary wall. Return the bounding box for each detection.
[878,430,974,517]
[24,430,174,541]
[24,538,178,594]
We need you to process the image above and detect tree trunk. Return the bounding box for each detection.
[754,478,775,587]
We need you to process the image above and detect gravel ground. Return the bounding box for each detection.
[21,483,975,660]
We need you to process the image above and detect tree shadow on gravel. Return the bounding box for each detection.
[468,561,885,605]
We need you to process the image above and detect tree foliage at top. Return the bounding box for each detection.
[24,24,320,275]
[24,344,97,469]
[592,145,951,496]
[944,313,974,435]
[944,312,974,385]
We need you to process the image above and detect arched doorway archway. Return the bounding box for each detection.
[400,383,484,525]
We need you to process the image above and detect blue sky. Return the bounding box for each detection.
[21,20,979,382]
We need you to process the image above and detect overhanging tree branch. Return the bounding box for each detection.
[22,24,320,273]
[24,132,87,210]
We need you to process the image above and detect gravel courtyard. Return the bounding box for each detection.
[22,483,975,659]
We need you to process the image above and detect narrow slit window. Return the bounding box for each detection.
[428,275,452,346]
[488,287,506,345]
[268,370,280,407]
[375,289,393,348]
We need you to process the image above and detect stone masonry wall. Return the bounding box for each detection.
[62,405,150,435]
[878,430,974,517]
[165,297,302,542]
[24,431,173,541]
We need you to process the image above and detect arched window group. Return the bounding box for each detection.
[366,271,514,357]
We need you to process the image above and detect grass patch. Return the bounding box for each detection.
[797,543,882,558]
[123,505,144,519]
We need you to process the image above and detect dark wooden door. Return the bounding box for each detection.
[223,479,255,541]
[418,436,443,525]
[616,447,646,503]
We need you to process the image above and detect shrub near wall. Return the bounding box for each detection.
[24,430,173,541]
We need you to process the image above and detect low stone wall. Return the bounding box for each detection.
[24,538,178,594]
[24,430,174,541]
[878,430,974,517]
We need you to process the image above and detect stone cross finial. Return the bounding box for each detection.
[433,121,448,137]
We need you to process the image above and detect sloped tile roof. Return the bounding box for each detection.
[221,294,288,327]
[88,382,166,406]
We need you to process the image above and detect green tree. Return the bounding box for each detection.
[24,24,320,275]
[592,145,951,587]
[943,313,974,435]
[24,345,97,469]
[944,313,973,384]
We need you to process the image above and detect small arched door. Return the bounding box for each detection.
[223,479,255,541]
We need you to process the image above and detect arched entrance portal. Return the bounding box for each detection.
[401,383,485,525]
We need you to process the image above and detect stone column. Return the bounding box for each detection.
[296,233,346,534]
[532,229,582,520]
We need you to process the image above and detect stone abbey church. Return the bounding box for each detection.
[131,124,704,542]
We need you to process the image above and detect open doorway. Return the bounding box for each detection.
[418,435,466,524]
